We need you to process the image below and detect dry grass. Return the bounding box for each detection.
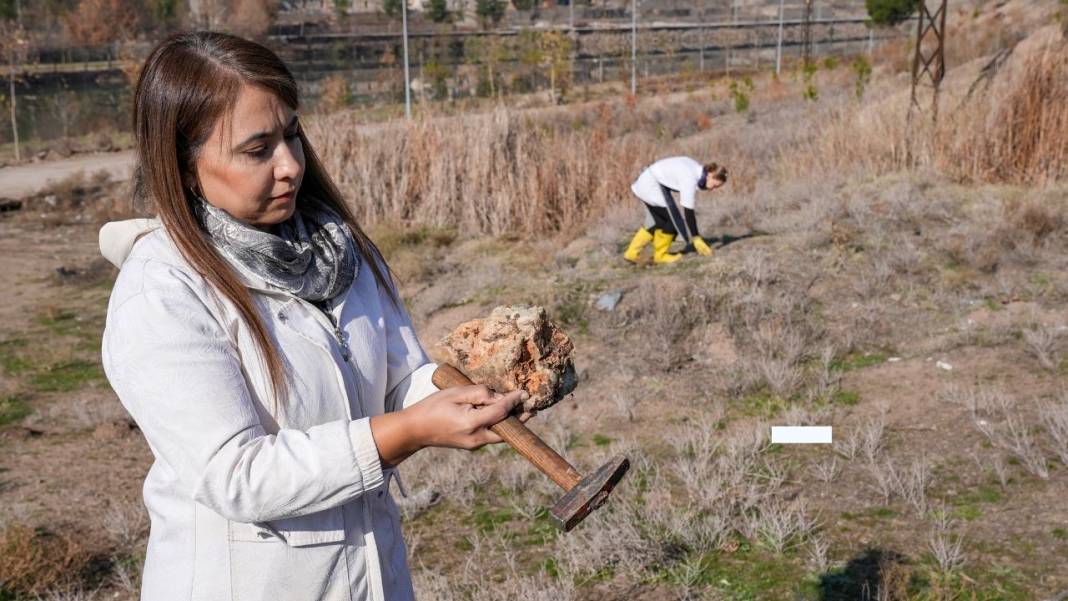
[0,525,99,598]
[785,32,1068,187]
[307,106,648,237]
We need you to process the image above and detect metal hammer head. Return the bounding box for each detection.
[549,455,630,532]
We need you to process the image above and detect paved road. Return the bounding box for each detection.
[0,151,136,199]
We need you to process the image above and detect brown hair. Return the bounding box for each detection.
[704,162,728,184]
[133,31,396,405]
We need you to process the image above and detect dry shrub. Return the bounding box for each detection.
[616,277,714,366]
[318,75,353,114]
[1010,196,1065,244]
[938,190,1068,273]
[0,525,97,597]
[784,33,1068,187]
[713,258,823,398]
[958,385,1051,479]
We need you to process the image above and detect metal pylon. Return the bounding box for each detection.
[909,0,948,120]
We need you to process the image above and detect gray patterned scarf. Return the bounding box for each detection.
[195,197,358,303]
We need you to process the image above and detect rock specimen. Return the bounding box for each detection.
[436,305,577,412]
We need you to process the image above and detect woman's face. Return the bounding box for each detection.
[192,83,304,231]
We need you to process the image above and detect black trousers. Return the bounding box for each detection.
[642,204,678,235]
[642,184,691,242]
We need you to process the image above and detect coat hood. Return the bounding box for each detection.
[99,217,161,268]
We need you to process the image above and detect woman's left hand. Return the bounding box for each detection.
[370,386,533,466]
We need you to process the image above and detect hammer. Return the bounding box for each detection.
[432,363,630,532]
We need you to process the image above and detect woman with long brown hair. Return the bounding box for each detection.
[100,31,527,601]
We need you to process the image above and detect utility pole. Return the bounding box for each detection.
[401,0,412,119]
[569,0,574,30]
[630,0,637,95]
[726,0,736,75]
[909,0,948,120]
[775,0,784,76]
[801,0,813,66]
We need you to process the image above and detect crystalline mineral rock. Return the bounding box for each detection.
[436,305,577,412]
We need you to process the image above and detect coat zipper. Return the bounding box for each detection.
[324,310,353,363]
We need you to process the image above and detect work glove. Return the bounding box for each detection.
[693,237,713,256]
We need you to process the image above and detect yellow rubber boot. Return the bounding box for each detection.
[623,228,654,263]
[652,230,682,264]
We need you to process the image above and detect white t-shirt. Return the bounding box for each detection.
[630,156,704,210]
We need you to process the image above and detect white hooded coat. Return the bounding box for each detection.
[630,156,704,210]
[99,217,439,601]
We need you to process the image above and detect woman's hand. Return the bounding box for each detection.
[370,385,531,467]
[409,385,531,450]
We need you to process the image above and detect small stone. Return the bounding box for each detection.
[936,361,953,371]
[595,290,624,311]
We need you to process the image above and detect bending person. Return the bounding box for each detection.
[623,156,728,264]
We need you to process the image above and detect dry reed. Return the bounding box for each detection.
[306,108,648,236]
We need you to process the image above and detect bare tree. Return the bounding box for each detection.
[0,18,29,162]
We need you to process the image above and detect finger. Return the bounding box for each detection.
[473,390,527,425]
[516,409,538,423]
[461,385,495,407]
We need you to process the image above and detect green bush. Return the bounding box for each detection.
[383,0,405,19]
[476,0,506,26]
[427,0,450,22]
[865,0,920,25]
[802,61,819,102]
[852,56,873,98]
[728,76,754,112]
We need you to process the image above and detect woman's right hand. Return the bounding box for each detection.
[370,385,530,467]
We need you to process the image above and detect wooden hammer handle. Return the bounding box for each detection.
[432,364,583,491]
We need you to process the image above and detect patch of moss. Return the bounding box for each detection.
[370,224,457,257]
[731,393,788,419]
[29,360,104,393]
[868,506,897,519]
[960,485,1003,505]
[655,549,817,599]
[951,503,983,521]
[0,396,31,427]
[830,352,888,372]
[1052,527,1067,540]
[0,339,31,376]
[930,563,1032,601]
[471,505,516,534]
[832,389,861,406]
[520,507,558,547]
[36,308,82,337]
[591,434,613,447]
